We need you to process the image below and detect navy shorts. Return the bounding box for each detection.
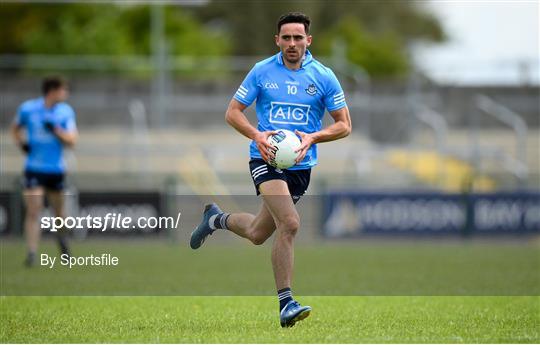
[249,158,311,204]
[23,170,65,191]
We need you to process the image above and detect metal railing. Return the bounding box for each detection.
[475,94,529,184]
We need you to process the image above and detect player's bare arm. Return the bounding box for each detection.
[294,106,352,163]
[225,98,277,162]
[52,127,78,147]
[10,123,27,152]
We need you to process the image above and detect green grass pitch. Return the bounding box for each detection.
[1,239,539,342]
[2,296,538,343]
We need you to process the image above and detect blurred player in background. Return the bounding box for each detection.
[190,12,351,327]
[10,76,78,267]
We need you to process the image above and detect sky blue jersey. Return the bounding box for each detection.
[233,50,347,170]
[14,97,77,174]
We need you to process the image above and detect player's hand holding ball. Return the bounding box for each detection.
[266,129,302,169]
[294,130,314,164]
[255,130,279,163]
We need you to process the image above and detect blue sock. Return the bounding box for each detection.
[278,287,293,311]
[210,213,230,230]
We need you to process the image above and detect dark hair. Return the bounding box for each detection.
[42,76,67,95]
[277,12,311,35]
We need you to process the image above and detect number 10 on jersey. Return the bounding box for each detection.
[287,85,297,95]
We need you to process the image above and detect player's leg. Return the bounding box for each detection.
[190,202,276,249]
[46,188,71,256]
[23,186,44,266]
[259,180,298,290]
[226,203,276,245]
[258,179,311,327]
[190,158,279,249]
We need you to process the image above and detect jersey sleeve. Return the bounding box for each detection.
[59,104,77,132]
[233,65,259,106]
[323,68,347,112]
[13,103,28,127]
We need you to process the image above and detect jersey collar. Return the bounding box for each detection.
[40,96,55,110]
[276,49,313,69]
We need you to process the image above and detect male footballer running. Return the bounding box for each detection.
[190,12,351,327]
[11,76,78,267]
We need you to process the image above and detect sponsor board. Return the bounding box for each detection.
[322,191,540,237]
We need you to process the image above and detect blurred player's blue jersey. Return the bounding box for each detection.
[14,97,77,173]
[233,50,347,170]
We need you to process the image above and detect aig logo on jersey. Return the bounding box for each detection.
[269,102,310,125]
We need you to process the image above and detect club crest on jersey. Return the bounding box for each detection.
[269,102,310,125]
[305,83,318,96]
